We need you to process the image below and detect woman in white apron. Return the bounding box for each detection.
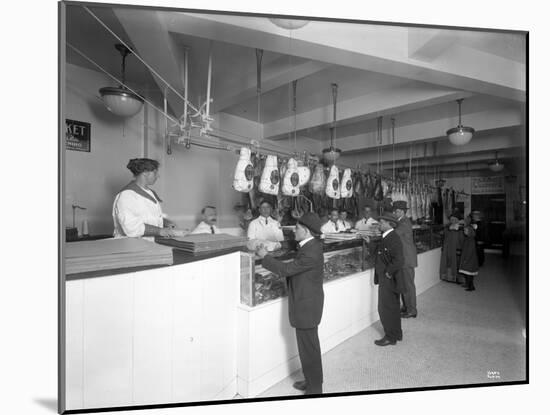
[112,158,186,240]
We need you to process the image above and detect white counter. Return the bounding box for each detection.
[64,248,441,409]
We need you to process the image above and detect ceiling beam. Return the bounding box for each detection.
[211,57,330,113]
[115,9,186,118]
[339,130,525,167]
[159,13,525,102]
[331,107,523,153]
[408,29,458,62]
[264,84,472,140]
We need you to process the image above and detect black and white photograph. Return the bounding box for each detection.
[58,0,529,413]
[4,0,545,415]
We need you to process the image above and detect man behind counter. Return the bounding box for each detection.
[355,205,378,230]
[247,200,284,251]
[191,205,221,234]
[256,212,325,395]
[320,208,346,234]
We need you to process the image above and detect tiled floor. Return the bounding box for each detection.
[258,253,526,397]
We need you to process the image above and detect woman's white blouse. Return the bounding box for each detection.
[112,189,164,238]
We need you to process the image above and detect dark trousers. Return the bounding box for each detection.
[464,274,475,289]
[476,244,485,267]
[400,267,417,315]
[296,327,323,394]
[378,283,402,342]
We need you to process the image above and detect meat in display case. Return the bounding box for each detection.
[240,240,366,307]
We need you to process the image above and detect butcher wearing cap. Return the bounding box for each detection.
[256,212,325,395]
[247,200,284,250]
[392,201,418,319]
[362,212,406,346]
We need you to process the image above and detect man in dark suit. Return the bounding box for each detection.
[392,201,418,318]
[256,212,324,395]
[363,212,406,346]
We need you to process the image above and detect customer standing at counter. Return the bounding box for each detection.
[392,201,418,319]
[256,212,325,395]
[112,158,186,239]
[321,208,345,233]
[363,213,406,346]
[247,200,284,250]
[440,212,463,283]
[191,205,220,234]
[459,214,479,291]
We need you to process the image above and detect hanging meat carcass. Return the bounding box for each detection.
[282,158,300,196]
[309,163,326,194]
[410,184,418,221]
[297,165,311,188]
[258,155,280,195]
[340,168,353,198]
[233,147,254,192]
[365,173,375,199]
[325,165,341,199]
[373,174,383,201]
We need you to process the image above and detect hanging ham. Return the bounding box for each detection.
[282,158,300,196]
[325,165,341,199]
[258,154,280,195]
[340,168,353,198]
[232,147,254,192]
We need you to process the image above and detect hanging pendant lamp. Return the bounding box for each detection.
[269,18,309,30]
[488,151,505,172]
[322,83,342,162]
[446,99,474,146]
[99,44,144,118]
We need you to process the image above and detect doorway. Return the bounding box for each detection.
[471,193,506,249]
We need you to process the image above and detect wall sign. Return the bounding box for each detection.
[66,119,91,152]
[471,176,504,194]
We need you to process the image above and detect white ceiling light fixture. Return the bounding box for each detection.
[446,98,475,146]
[269,18,310,30]
[322,83,342,162]
[99,44,144,118]
[488,151,505,172]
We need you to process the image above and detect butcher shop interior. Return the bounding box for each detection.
[59,2,527,413]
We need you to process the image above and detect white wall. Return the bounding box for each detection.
[65,63,145,235]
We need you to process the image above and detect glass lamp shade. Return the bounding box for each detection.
[488,160,505,172]
[269,18,310,30]
[322,147,342,162]
[446,126,474,146]
[99,87,144,117]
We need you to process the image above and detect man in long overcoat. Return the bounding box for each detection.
[392,201,418,318]
[257,212,325,394]
[364,212,407,345]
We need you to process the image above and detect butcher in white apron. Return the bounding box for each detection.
[112,158,186,240]
[355,205,379,230]
[191,205,221,234]
[247,200,284,251]
[321,208,346,234]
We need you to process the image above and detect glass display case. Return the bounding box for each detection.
[240,240,366,307]
[240,226,443,307]
[413,225,444,253]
